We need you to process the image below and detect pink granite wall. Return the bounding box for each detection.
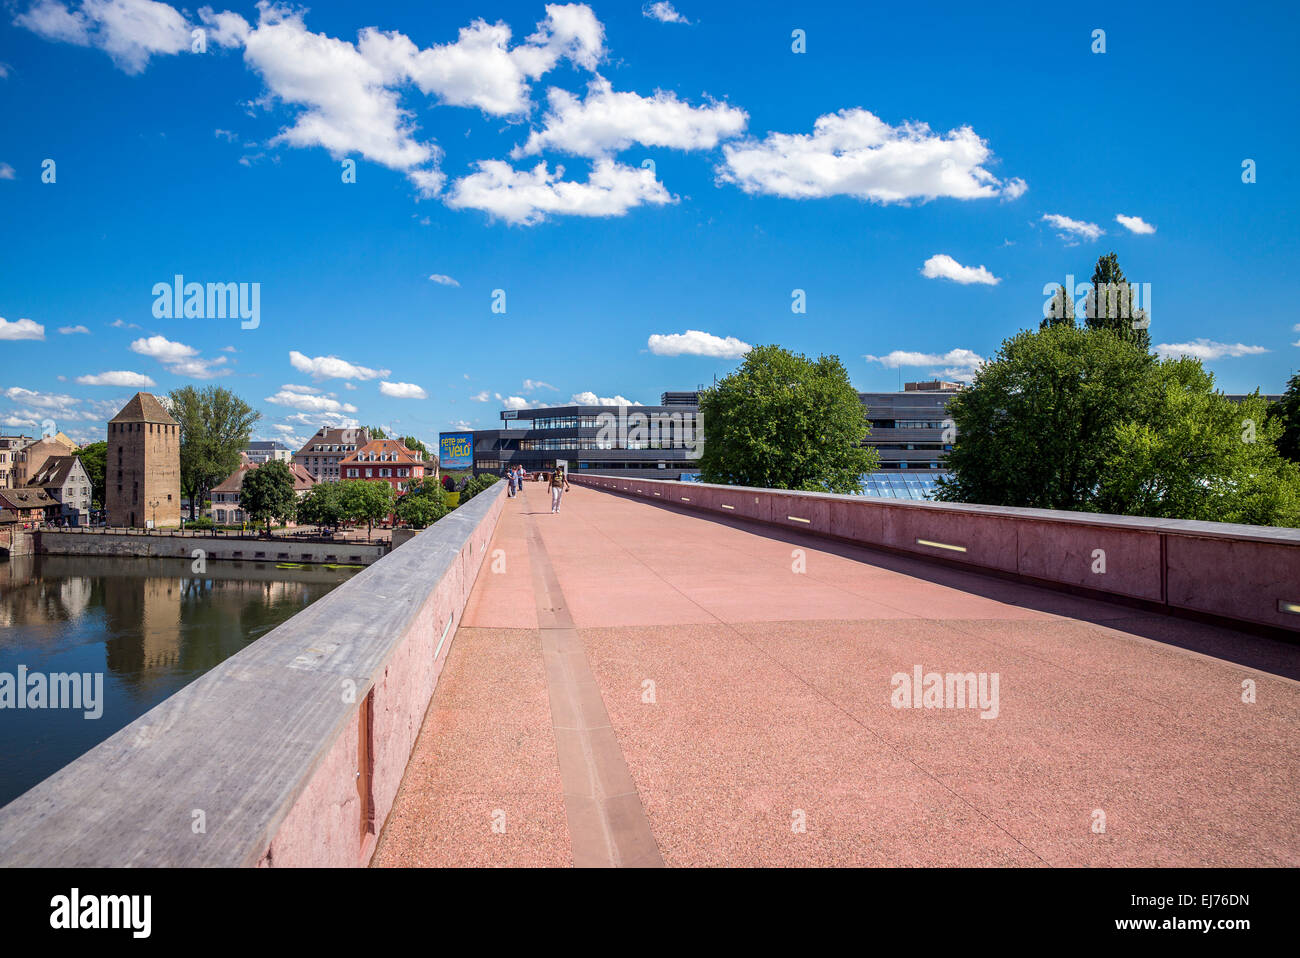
[258,486,506,867]
[573,476,1299,634]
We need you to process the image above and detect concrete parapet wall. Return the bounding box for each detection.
[0,482,508,866]
[35,529,387,566]
[573,476,1300,634]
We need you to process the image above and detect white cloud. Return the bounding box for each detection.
[165,356,230,378]
[197,5,249,48]
[58,324,91,334]
[446,158,672,225]
[643,2,689,24]
[1154,339,1268,361]
[128,334,229,377]
[3,415,39,428]
[0,317,44,340]
[0,163,15,180]
[647,329,751,358]
[284,411,359,429]
[717,108,1023,204]
[220,344,236,352]
[1115,213,1156,235]
[264,390,359,413]
[864,348,985,382]
[240,4,445,196]
[289,350,390,381]
[428,273,460,286]
[75,370,156,386]
[3,387,82,412]
[109,318,140,329]
[1042,213,1104,242]
[130,334,197,362]
[470,391,491,401]
[522,379,557,391]
[500,394,533,410]
[379,380,428,399]
[570,390,641,406]
[280,383,322,395]
[359,3,604,118]
[1000,177,1027,200]
[514,76,745,158]
[16,0,192,75]
[920,254,1000,286]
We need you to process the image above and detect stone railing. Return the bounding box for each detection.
[0,481,507,866]
[572,475,1300,634]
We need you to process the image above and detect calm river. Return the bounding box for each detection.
[0,553,359,808]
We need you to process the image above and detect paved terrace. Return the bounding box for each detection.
[374,481,1300,867]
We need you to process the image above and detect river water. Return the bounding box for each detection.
[0,553,359,808]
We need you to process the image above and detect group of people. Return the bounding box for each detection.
[505,464,571,514]
[506,465,527,498]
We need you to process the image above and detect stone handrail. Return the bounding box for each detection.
[0,481,507,866]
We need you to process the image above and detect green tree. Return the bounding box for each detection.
[365,425,388,439]
[169,386,260,519]
[460,474,498,502]
[937,325,1300,526]
[936,326,1158,509]
[338,479,394,540]
[393,489,447,528]
[1095,367,1300,525]
[1084,252,1151,351]
[1039,284,1075,330]
[297,482,343,530]
[401,436,430,460]
[77,441,108,508]
[239,460,298,534]
[697,344,878,493]
[1269,372,1300,463]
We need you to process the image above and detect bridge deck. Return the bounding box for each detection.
[373,482,1300,867]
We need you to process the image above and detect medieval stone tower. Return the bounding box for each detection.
[106,392,181,528]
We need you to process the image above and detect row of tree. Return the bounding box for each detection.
[240,466,452,538]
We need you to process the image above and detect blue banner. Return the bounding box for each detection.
[439,432,474,470]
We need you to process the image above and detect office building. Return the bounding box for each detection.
[470,391,702,480]
[858,381,962,500]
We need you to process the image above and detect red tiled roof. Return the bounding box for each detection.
[339,439,425,466]
[211,460,317,494]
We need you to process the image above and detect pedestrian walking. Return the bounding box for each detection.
[549,466,570,514]
[507,467,517,498]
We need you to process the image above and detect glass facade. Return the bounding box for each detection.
[859,471,947,500]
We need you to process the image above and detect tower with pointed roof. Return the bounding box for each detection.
[106,392,181,528]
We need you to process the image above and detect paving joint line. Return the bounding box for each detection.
[522,503,664,868]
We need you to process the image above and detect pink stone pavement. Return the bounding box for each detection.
[373,482,1300,867]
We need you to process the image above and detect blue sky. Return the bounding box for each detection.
[2,0,1298,448]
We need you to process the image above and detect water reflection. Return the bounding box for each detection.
[0,553,359,808]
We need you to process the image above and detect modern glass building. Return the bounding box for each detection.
[470,391,703,480]
[857,381,962,500]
